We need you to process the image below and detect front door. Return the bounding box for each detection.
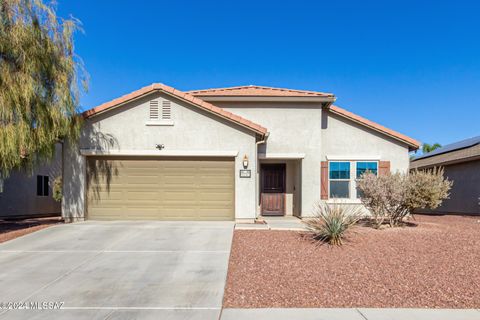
[260,164,286,216]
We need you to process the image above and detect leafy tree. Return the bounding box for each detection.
[422,142,442,154]
[0,0,87,177]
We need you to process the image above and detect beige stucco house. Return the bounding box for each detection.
[410,136,480,215]
[62,83,420,222]
[0,144,62,219]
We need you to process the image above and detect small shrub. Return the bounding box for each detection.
[303,202,362,245]
[357,167,452,228]
[52,176,62,202]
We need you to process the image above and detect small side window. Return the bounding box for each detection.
[37,175,49,196]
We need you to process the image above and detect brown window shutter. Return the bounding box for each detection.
[378,161,391,175]
[320,161,328,200]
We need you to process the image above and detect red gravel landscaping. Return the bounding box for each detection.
[0,217,62,244]
[224,215,480,308]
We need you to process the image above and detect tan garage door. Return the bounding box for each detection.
[87,157,234,220]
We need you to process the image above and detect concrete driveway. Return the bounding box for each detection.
[0,221,234,320]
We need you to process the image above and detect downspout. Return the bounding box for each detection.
[255,132,269,219]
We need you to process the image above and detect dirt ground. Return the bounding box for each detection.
[0,217,63,244]
[224,215,480,308]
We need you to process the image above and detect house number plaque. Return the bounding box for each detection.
[239,170,251,178]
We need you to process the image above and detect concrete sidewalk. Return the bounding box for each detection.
[221,308,480,320]
[236,216,306,231]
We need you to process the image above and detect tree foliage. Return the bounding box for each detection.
[357,168,452,228]
[0,0,86,176]
[422,142,442,154]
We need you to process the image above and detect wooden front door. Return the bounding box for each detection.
[261,164,286,216]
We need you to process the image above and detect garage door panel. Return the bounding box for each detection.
[87,158,234,220]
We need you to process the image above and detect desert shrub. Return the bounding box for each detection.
[357,167,452,228]
[303,202,362,245]
[52,176,62,202]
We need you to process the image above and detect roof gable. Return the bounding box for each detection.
[82,83,267,136]
[189,85,334,98]
[328,105,420,151]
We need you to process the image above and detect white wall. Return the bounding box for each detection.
[63,92,258,221]
[321,112,410,172]
[218,101,323,217]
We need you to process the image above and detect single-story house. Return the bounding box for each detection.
[410,136,480,215]
[0,144,62,219]
[62,84,420,222]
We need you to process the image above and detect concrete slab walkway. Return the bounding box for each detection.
[236,216,306,231]
[0,221,234,320]
[221,308,480,320]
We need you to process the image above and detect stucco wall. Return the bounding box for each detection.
[218,101,323,216]
[321,112,410,173]
[63,92,258,221]
[220,102,411,216]
[417,160,480,215]
[0,144,62,218]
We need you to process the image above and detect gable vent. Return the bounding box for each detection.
[162,101,171,120]
[149,100,159,120]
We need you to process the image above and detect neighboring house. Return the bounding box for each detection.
[410,136,480,215]
[62,84,420,222]
[0,144,62,219]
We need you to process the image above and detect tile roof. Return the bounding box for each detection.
[82,83,268,136]
[189,85,334,97]
[328,105,420,150]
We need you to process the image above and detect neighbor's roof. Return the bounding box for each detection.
[82,83,268,136]
[410,136,480,169]
[189,85,335,98]
[328,105,420,150]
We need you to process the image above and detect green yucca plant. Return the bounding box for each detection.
[303,202,362,246]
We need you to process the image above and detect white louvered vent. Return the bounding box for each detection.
[162,101,171,120]
[149,100,159,120]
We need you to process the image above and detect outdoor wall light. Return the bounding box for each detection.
[242,155,249,169]
[155,144,165,150]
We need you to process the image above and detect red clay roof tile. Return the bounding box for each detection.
[189,85,334,97]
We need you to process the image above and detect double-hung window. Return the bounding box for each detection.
[329,162,351,198]
[328,161,378,199]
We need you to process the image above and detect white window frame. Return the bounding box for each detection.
[328,160,379,201]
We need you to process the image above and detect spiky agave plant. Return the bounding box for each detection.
[303,202,362,245]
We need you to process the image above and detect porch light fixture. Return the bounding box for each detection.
[242,155,249,169]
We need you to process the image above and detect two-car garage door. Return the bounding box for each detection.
[86,157,235,220]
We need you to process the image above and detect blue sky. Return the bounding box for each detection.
[57,1,480,148]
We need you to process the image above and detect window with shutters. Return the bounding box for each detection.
[146,99,174,126]
[328,161,378,200]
